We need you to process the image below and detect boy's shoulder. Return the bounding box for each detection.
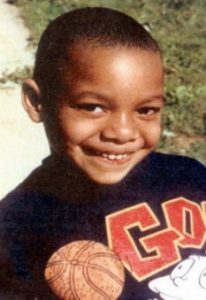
[128,151,206,195]
[148,152,206,193]
[149,151,206,177]
[154,151,206,180]
[149,151,206,170]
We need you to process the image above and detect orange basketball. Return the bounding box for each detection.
[44,240,125,300]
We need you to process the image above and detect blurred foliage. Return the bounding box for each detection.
[0,66,33,84]
[10,0,206,163]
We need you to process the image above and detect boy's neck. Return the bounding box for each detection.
[22,152,152,204]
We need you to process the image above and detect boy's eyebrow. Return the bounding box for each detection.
[68,91,113,103]
[141,95,165,103]
[68,91,165,103]
[158,95,166,103]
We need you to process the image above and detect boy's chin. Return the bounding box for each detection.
[86,170,130,185]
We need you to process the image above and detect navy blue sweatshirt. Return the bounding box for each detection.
[0,152,206,300]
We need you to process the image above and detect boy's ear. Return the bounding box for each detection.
[22,79,42,123]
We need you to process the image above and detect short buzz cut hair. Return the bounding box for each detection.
[33,7,161,106]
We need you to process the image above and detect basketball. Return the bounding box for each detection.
[44,240,125,300]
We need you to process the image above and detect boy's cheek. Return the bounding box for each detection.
[58,121,99,145]
[144,122,162,148]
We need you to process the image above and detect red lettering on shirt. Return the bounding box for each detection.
[106,197,206,281]
[163,198,206,248]
[106,203,180,281]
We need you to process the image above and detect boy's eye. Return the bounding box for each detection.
[71,103,105,113]
[137,107,161,116]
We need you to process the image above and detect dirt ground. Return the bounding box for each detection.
[0,0,49,198]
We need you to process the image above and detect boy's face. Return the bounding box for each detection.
[47,45,164,184]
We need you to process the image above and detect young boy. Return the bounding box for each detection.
[0,7,206,300]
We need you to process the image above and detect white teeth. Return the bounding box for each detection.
[108,154,116,160]
[100,153,128,160]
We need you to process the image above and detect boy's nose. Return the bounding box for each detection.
[101,113,140,144]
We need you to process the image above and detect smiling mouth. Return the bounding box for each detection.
[97,152,129,161]
[83,148,132,162]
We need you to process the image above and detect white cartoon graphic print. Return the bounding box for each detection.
[148,255,206,300]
